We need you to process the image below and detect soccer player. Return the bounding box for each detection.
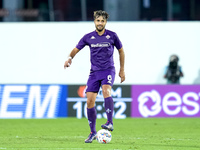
[64,10,125,143]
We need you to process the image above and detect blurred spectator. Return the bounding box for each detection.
[164,54,184,84]
[193,69,200,84]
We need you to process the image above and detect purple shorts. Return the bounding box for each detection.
[85,70,115,93]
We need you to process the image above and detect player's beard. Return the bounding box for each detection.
[96,25,105,32]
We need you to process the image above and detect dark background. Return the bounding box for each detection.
[0,0,200,22]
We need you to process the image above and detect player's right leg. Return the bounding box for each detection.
[85,132,97,143]
[84,72,101,143]
[85,92,98,143]
[85,93,97,143]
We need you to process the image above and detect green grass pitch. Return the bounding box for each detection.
[0,118,200,150]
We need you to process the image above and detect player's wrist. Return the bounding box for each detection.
[68,56,72,60]
[120,68,124,71]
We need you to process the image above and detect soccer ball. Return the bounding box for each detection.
[96,129,112,144]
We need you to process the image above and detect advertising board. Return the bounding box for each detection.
[2,84,199,118]
[0,84,67,118]
[131,85,200,117]
[67,85,132,119]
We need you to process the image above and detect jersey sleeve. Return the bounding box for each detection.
[76,34,87,50]
[113,33,123,50]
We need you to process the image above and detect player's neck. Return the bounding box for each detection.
[96,29,105,36]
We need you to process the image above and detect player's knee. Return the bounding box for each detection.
[102,88,111,98]
[87,99,95,108]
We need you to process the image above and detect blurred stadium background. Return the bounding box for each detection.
[0,0,200,21]
[0,0,200,120]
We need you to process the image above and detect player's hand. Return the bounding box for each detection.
[64,57,72,69]
[119,70,125,83]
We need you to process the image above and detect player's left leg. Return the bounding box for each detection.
[101,84,114,131]
[100,70,115,131]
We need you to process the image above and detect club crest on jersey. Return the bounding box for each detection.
[106,35,110,39]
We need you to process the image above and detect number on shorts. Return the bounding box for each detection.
[107,75,112,83]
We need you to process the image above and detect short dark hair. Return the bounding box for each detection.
[93,10,109,20]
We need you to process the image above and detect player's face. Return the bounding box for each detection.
[94,16,107,32]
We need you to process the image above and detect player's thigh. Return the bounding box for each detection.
[86,72,101,93]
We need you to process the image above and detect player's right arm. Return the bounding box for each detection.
[64,33,87,69]
[64,47,80,69]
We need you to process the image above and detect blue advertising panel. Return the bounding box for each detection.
[0,84,68,118]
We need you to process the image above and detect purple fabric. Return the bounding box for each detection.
[87,107,97,133]
[104,97,114,123]
[76,29,122,72]
[86,70,115,93]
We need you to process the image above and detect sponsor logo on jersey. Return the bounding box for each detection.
[91,42,110,48]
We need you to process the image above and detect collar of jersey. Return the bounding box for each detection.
[95,29,107,36]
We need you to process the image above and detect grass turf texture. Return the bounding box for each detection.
[0,118,200,150]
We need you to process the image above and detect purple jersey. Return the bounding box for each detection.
[76,29,122,72]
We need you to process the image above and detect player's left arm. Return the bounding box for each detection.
[118,47,125,83]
